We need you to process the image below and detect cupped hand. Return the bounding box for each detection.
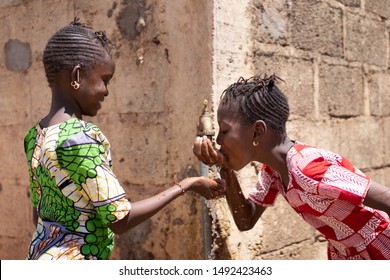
[193,136,227,167]
[181,177,226,200]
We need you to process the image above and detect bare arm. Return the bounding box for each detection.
[363,180,390,217]
[193,136,265,231]
[109,177,224,235]
[220,167,266,231]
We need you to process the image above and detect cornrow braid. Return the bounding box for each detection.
[43,17,114,85]
[220,74,289,136]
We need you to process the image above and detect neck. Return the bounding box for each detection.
[257,133,294,184]
[40,89,82,127]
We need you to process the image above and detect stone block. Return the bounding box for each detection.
[250,0,290,45]
[336,0,360,7]
[381,167,390,187]
[214,0,253,86]
[289,117,383,169]
[368,71,390,116]
[287,119,339,152]
[290,1,343,57]
[0,0,23,9]
[365,169,385,185]
[259,238,327,260]
[382,117,390,166]
[345,12,388,66]
[257,198,318,255]
[365,0,390,19]
[333,117,384,169]
[319,63,364,117]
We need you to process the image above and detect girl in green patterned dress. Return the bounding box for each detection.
[24,19,224,260]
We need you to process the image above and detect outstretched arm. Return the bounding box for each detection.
[364,181,390,217]
[109,177,224,234]
[220,167,266,231]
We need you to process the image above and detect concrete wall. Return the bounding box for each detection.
[210,0,390,259]
[1,0,389,260]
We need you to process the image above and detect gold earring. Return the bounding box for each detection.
[253,140,259,146]
[71,81,80,90]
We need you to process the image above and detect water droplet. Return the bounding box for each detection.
[205,200,221,260]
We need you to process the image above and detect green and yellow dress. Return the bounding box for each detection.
[24,118,131,260]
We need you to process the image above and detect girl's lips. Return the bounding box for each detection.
[220,150,229,164]
[220,149,228,158]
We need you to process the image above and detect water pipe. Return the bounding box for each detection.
[196,99,215,259]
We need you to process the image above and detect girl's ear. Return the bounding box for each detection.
[71,64,82,83]
[253,120,267,141]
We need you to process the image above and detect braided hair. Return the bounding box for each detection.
[43,18,114,85]
[220,74,289,136]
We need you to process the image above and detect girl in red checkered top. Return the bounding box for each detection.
[193,74,390,259]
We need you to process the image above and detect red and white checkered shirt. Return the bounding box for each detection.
[249,142,390,259]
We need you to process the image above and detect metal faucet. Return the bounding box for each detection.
[197,99,215,139]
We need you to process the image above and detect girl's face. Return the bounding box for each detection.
[216,103,255,170]
[76,54,115,117]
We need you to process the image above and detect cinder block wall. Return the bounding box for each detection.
[210,0,390,259]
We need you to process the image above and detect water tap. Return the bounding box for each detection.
[197,100,220,179]
[197,99,215,140]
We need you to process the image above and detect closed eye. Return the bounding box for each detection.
[103,74,113,86]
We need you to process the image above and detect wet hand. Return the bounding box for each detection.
[193,136,226,167]
[181,177,226,200]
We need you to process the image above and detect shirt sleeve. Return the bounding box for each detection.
[248,165,281,206]
[24,126,40,208]
[56,123,131,225]
[295,151,371,206]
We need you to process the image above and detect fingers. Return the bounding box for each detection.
[200,137,212,165]
[193,136,216,165]
[214,178,226,192]
[188,177,226,200]
[193,137,207,162]
[193,137,202,159]
[207,178,226,199]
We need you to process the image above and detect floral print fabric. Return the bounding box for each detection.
[24,118,131,259]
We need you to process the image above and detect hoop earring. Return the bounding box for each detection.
[253,140,259,146]
[71,81,80,90]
